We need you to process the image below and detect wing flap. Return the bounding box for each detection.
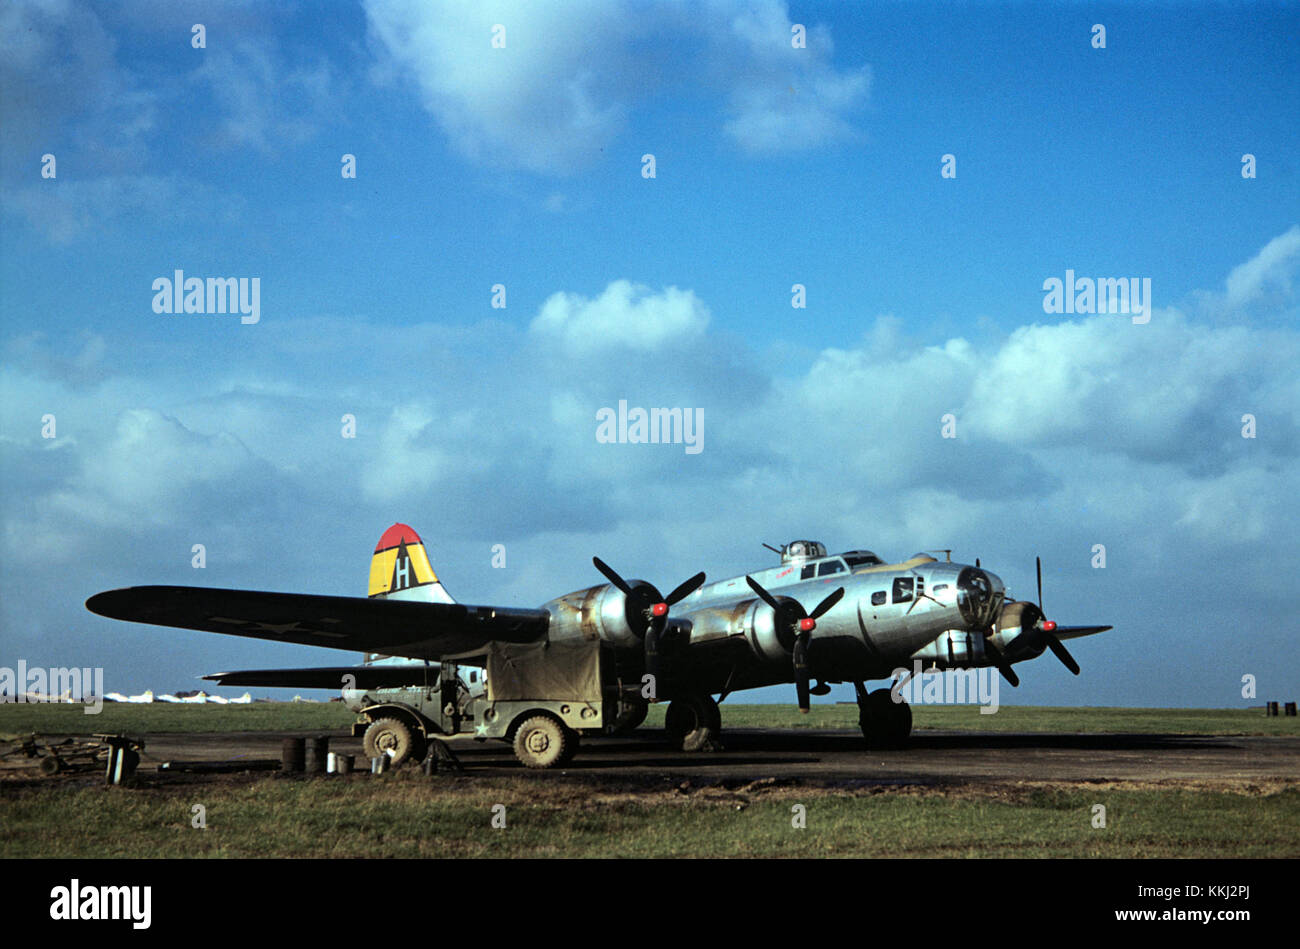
[86,586,550,661]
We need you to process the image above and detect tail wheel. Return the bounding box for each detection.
[362,717,423,766]
[512,715,572,769]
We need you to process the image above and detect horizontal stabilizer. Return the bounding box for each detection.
[202,664,442,689]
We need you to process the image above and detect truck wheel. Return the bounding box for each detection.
[512,715,571,769]
[362,718,421,766]
[556,727,581,766]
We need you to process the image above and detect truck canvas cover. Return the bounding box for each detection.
[485,640,603,703]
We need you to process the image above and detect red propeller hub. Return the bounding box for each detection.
[1042,620,1057,632]
[651,602,669,617]
[798,618,816,632]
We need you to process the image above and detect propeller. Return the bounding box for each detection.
[965,559,1017,686]
[1035,556,1080,675]
[592,557,706,684]
[983,638,1020,687]
[745,575,845,713]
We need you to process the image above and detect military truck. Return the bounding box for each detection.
[347,640,644,769]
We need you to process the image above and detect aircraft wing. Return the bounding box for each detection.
[1052,624,1112,640]
[85,586,550,661]
[201,664,443,689]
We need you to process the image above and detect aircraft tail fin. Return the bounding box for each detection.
[368,523,456,603]
[365,523,454,665]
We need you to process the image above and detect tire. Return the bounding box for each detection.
[665,695,722,751]
[512,715,572,769]
[888,697,912,746]
[609,702,648,734]
[556,727,581,766]
[362,717,422,766]
[861,688,911,750]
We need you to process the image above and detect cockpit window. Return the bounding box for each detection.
[871,590,887,606]
[892,577,914,603]
[843,552,883,567]
[817,560,845,577]
[800,565,815,580]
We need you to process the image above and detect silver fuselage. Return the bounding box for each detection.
[540,551,1032,695]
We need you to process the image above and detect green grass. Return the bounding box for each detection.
[2,776,1295,858]
[2,702,1296,738]
[0,701,356,738]
[707,704,1300,736]
[4,703,1295,858]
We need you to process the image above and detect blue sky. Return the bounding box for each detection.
[1,1,1297,708]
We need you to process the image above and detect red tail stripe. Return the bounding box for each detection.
[374,522,423,553]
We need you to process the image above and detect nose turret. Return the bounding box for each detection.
[956,566,1005,629]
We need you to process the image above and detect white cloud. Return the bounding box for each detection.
[189,39,338,154]
[966,308,1300,468]
[0,0,159,171]
[360,403,451,505]
[363,0,633,174]
[1223,224,1300,309]
[529,279,710,353]
[4,175,195,244]
[76,409,269,525]
[362,0,870,172]
[0,1,330,242]
[715,3,870,154]
[5,234,1299,702]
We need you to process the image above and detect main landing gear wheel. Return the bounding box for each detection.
[665,694,722,751]
[512,714,573,769]
[859,688,912,750]
[362,717,424,767]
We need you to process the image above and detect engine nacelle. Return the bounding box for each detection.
[541,582,651,649]
[914,601,1047,668]
[988,600,1047,660]
[684,597,798,665]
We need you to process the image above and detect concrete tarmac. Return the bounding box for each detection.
[75,727,1300,788]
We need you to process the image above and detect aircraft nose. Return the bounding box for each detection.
[956,566,997,627]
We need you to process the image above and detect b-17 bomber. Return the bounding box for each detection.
[86,524,1111,768]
